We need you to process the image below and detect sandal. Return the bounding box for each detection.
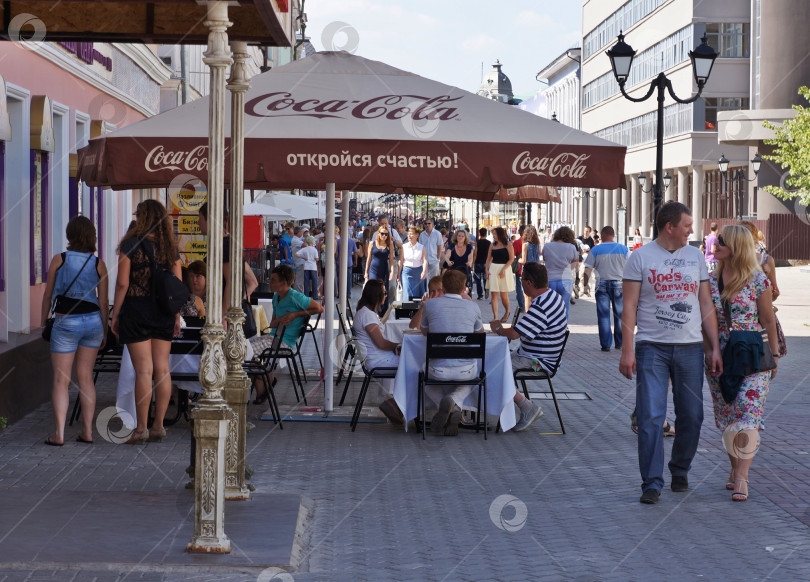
[726,471,735,491]
[146,427,166,443]
[732,478,749,502]
[45,436,64,447]
[630,410,638,435]
[500,310,510,323]
[662,421,676,437]
[124,429,147,445]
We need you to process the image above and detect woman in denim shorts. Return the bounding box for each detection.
[41,216,109,446]
[111,200,182,444]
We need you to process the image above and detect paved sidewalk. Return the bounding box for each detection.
[1,268,809,581]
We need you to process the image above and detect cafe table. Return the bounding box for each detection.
[391,330,518,432]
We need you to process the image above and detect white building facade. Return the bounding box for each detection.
[581,0,754,242]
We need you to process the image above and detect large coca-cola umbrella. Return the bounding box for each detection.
[78,51,625,195]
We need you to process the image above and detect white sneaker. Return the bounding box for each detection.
[513,402,543,432]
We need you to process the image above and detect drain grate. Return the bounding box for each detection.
[528,391,591,400]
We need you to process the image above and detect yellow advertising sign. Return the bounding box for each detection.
[178,215,201,234]
[169,184,207,214]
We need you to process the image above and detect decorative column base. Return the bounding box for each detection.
[223,372,251,500]
[187,406,231,553]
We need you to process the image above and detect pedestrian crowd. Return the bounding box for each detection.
[40,200,785,507]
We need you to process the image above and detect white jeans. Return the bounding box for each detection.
[425,362,478,409]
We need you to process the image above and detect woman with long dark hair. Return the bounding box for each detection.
[111,199,182,444]
[705,225,779,502]
[354,279,403,424]
[41,216,108,445]
[484,226,515,322]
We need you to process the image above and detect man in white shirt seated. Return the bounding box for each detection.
[489,263,567,432]
[420,270,485,436]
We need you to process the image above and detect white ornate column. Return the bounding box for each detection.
[223,40,251,501]
[691,165,705,241]
[630,176,640,236]
[188,0,232,554]
[641,174,651,238]
[678,166,689,206]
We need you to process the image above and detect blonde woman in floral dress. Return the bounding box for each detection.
[705,224,779,502]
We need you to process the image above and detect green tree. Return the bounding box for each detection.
[763,86,810,206]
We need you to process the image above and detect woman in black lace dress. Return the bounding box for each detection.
[111,200,182,444]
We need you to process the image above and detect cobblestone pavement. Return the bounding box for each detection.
[1,268,809,581]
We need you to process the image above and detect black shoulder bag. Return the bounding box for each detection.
[43,253,94,342]
[142,239,190,316]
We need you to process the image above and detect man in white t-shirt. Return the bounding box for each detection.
[418,219,444,280]
[620,202,722,504]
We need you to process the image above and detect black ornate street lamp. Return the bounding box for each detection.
[607,31,718,237]
[718,152,762,220]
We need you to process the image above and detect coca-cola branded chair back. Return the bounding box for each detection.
[418,333,488,440]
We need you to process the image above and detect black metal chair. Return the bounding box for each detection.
[161,320,206,426]
[336,307,359,406]
[255,318,308,405]
[303,312,322,369]
[349,357,399,432]
[417,333,487,440]
[244,325,286,428]
[512,329,570,435]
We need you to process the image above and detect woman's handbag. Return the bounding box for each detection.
[142,239,190,315]
[719,299,776,403]
[242,298,257,339]
[42,253,94,342]
[774,311,787,357]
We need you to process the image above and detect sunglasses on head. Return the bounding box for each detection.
[717,235,726,247]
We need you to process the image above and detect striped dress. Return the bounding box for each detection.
[513,288,568,373]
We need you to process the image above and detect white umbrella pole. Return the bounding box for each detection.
[338,191,349,322]
[323,183,336,414]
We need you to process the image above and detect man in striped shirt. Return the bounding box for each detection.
[490,263,567,431]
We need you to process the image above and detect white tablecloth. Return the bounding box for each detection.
[392,332,517,432]
[384,319,413,343]
[114,337,256,430]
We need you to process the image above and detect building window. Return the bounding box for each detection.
[704,97,749,130]
[583,26,693,109]
[30,151,49,285]
[583,0,669,60]
[705,23,750,57]
[596,102,692,147]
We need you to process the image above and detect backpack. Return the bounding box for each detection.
[142,239,190,316]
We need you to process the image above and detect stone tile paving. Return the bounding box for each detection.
[1,268,809,581]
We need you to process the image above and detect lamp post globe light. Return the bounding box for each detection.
[607,32,718,238]
[718,152,762,220]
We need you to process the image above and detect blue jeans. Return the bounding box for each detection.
[303,269,319,300]
[549,279,572,320]
[514,272,524,310]
[51,312,104,354]
[473,263,487,298]
[595,280,623,349]
[635,342,704,492]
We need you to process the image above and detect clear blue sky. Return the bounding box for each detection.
[304,0,582,99]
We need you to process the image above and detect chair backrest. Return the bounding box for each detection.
[394,307,418,320]
[170,324,205,356]
[294,314,312,344]
[257,323,287,363]
[546,329,570,377]
[425,332,486,377]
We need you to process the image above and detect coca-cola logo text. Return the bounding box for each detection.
[444,335,468,343]
[246,92,461,121]
[145,145,208,173]
[512,151,589,180]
